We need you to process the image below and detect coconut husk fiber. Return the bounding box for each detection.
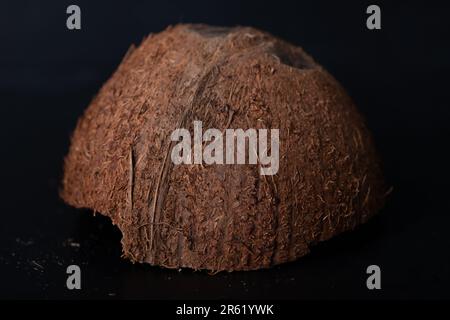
[61,24,386,271]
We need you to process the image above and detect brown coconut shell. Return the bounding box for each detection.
[61,24,386,271]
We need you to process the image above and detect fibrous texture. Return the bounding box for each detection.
[62,24,386,271]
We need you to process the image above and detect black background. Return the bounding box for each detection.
[0,0,449,300]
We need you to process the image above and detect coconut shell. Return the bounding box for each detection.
[61,24,386,271]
